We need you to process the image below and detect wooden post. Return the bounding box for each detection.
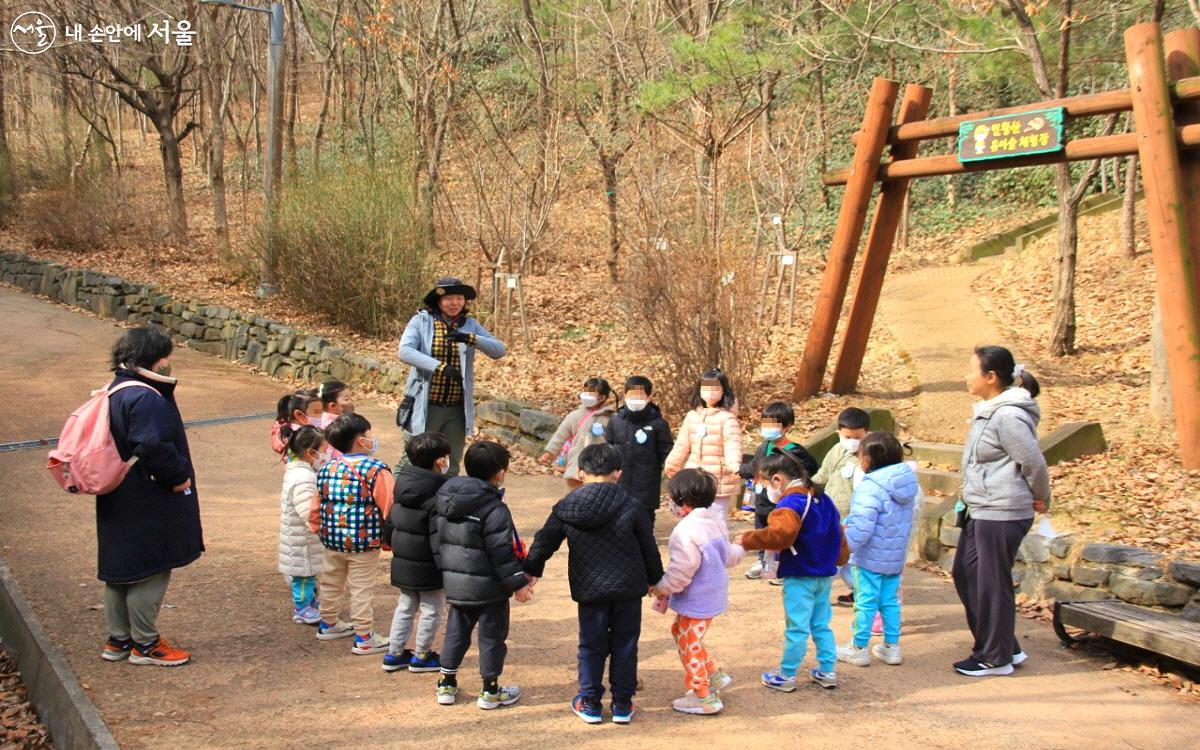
[792,77,899,398]
[1126,23,1200,468]
[831,84,933,394]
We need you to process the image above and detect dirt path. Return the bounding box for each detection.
[0,287,1195,749]
[877,261,1021,443]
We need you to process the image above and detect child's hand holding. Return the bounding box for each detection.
[514,585,534,603]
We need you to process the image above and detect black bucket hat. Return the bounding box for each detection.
[423,276,477,309]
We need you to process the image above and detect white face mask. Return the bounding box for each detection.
[580,393,600,408]
[361,436,379,456]
[313,450,332,470]
[765,485,783,504]
[839,436,862,454]
[700,388,722,406]
[438,458,451,475]
[667,498,687,518]
[625,398,648,412]
[761,427,783,441]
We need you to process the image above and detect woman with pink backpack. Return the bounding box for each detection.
[96,327,203,666]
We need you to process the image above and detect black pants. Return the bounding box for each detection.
[441,600,510,679]
[952,516,1032,666]
[578,599,642,704]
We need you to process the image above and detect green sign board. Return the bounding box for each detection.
[957,107,1065,163]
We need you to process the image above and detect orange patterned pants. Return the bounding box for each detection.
[671,615,718,697]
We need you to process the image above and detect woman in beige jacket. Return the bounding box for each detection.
[664,370,744,517]
[539,377,616,490]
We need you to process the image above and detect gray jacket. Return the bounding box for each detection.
[397,310,506,435]
[961,388,1051,521]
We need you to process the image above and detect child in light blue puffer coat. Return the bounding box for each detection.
[837,432,919,668]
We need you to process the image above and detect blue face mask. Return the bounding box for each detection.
[761,427,783,441]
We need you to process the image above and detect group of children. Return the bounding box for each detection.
[270,370,923,722]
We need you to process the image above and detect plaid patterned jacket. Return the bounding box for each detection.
[317,457,389,553]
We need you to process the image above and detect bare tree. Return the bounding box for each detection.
[56,0,199,241]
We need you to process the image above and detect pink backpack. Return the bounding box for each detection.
[47,381,158,495]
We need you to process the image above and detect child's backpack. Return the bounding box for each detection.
[46,381,158,495]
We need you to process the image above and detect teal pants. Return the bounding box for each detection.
[853,567,902,647]
[780,576,837,675]
[289,575,318,609]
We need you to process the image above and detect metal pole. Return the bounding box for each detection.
[258,1,285,297]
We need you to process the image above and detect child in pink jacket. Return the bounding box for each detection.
[651,469,745,715]
[664,369,743,519]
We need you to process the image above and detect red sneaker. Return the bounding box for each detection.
[129,637,191,667]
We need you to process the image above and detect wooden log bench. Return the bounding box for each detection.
[1053,599,1200,668]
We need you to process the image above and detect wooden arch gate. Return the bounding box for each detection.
[792,21,1200,470]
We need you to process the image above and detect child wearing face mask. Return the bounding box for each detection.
[270,390,323,456]
[540,377,616,491]
[279,425,330,625]
[311,413,395,654]
[664,369,744,520]
[836,432,919,669]
[740,451,845,693]
[382,432,453,674]
[812,407,870,606]
[316,380,355,429]
[737,401,819,581]
[605,376,674,529]
[651,469,745,715]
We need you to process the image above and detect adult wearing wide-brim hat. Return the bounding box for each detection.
[397,277,506,475]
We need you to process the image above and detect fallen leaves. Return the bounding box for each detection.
[0,648,51,748]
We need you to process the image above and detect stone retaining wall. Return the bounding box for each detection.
[474,399,559,457]
[916,497,1200,622]
[0,251,414,395]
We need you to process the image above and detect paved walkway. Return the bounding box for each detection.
[878,261,1020,443]
[1,287,1195,749]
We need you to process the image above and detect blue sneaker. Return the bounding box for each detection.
[382,649,414,673]
[409,650,441,673]
[810,668,838,689]
[571,694,603,724]
[611,701,635,724]
[761,669,798,692]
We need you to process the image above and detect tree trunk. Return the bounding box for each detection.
[286,0,300,175]
[58,72,72,182]
[1049,165,1078,356]
[208,71,230,256]
[155,119,189,242]
[814,67,829,209]
[0,57,15,200]
[1121,155,1138,258]
[946,57,957,208]
[312,61,334,172]
[603,156,620,282]
[1150,300,1175,426]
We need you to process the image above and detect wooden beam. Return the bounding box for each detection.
[849,74,1200,146]
[831,84,933,394]
[823,124,1200,185]
[1127,22,1200,470]
[792,77,899,399]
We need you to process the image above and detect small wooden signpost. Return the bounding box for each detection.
[795,22,1200,469]
[756,216,799,326]
[489,270,532,351]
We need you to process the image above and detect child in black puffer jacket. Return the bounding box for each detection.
[524,444,664,724]
[433,441,532,710]
[382,432,451,674]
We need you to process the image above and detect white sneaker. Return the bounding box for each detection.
[836,642,871,667]
[745,561,764,579]
[1012,649,1028,666]
[671,691,723,715]
[351,632,389,655]
[477,684,521,709]
[872,643,903,666]
[316,620,355,640]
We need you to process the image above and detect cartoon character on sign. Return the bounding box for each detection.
[972,125,989,155]
[1024,116,1045,133]
[10,11,56,54]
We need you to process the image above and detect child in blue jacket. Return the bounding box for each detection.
[837,432,919,667]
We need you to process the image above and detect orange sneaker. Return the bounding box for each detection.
[129,637,191,667]
[100,637,133,662]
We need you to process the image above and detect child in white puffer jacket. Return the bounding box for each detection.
[279,425,329,624]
